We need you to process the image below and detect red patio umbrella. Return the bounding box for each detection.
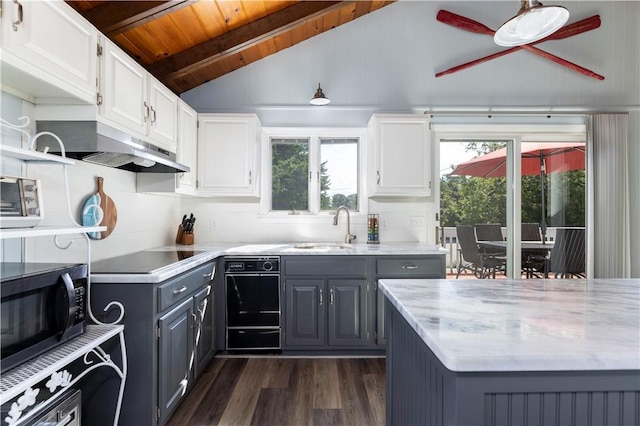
[449,142,585,242]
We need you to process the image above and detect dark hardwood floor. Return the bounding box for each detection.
[167,357,385,426]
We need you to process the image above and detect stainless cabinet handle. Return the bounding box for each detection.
[143,101,150,121]
[330,288,334,304]
[249,171,252,184]
[319,289,323,306]
[402,264,418,270]
[173,285,187,294]
[151,105,157,123]
[377,170,380,185]
[12,0,24,31]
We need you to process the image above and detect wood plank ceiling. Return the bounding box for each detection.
[66,1,394,94]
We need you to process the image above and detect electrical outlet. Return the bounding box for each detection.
[380,218,388,229]
[410,216,426,227]
[210,219,218,230]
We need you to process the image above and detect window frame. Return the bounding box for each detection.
[260,127,367,217]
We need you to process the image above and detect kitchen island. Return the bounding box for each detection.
[379,278,640,425]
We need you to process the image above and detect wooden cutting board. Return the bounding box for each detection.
[82,176,117,239]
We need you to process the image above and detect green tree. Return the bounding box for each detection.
[272,144,333,211]
[272,143,309,210]
[440,142,585,227]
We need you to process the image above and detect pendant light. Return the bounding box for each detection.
[494,0,569,47]
[309,83,330,106]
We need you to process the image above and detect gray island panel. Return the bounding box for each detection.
[380,279,640,425]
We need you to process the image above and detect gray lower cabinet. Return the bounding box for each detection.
[194,285,215,377]
[285,279,325,346]
[90,260,216,426]
[285,278,368,347]
[374,255,445,346]
[157,285,215,425]
[282,256,370,350]
[158,297,193,425]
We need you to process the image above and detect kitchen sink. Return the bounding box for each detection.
[292,242,351,250]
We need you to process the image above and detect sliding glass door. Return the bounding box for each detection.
[435,122,587,279]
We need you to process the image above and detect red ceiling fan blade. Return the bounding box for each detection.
[521,45,605,80]
[542,15,601,41]
[436,48,519,78]
[436,10,494,35]
[436,10,604,80]
[436,15,602,78]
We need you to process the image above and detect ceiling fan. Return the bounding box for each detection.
[435,6,604,80]
[494,0,569,46]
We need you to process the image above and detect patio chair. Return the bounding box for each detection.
[474,223,504,241]
[521,223,546,278]
[456,226,506,279]
[474,223,507,260]
[548,228,586,278]
[521,223,542,241]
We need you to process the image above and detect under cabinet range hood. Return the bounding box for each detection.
[35,121,190,173]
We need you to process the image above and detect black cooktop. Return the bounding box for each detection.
[90,250,206,274]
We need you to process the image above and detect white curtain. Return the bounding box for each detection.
[587,113,631,278]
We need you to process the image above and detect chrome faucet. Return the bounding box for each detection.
[333,206,356,244]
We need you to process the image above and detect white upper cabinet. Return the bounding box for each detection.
[148,77,179,149]
[175,100,198,194]
[0,0,98,104]
[138,99,198,194]
[99,39,148,135]
[368,114,432,197]
[197,114,261,197]
[99,38,178,153]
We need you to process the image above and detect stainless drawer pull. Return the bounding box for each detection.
[319,289,323,306]
[173,286,188,294]
[402,264,418,270]
[12,1,24,31]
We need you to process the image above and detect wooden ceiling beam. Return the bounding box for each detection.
[148,1,349,81]
[76,0,197,37]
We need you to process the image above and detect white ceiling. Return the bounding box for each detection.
[182,1,640,127]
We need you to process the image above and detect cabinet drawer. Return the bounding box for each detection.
[283,258,367,277]
[376,257,444,277]
[158,262,214,311]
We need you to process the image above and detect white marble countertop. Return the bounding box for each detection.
[378,278,640,373]
[90,242,445,283]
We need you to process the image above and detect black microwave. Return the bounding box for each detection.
[1,263,88,373]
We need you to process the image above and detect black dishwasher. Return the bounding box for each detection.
[225,257,281,351]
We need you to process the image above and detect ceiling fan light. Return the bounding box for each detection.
[309,83,330,106]
[494,1,569,47]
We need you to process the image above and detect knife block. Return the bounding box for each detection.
[180,232,194,245]
[175,224,184,244]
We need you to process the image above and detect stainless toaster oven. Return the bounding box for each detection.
[0,174,43,228]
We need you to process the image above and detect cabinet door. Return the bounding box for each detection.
[1,0,97,103]
[194,285,215,378]
[176,101,198,194]
[158,298,193,425]
[376,281,385,346]
[99,38,148,136]
[284,280,325,346]
[370,115,431,197]
[328,279,368,346]
[148,77,178,152]
[197,114,259,196]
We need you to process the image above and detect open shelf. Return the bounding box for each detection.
[0,145,75,165]
[0,226,106,239]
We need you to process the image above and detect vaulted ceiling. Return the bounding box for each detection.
[66,1,394,95]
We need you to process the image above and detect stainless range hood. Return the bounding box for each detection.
[35,121,190,173]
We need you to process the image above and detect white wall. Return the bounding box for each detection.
[23,160,182,263]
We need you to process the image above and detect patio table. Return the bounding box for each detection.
[478,241,554,277]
